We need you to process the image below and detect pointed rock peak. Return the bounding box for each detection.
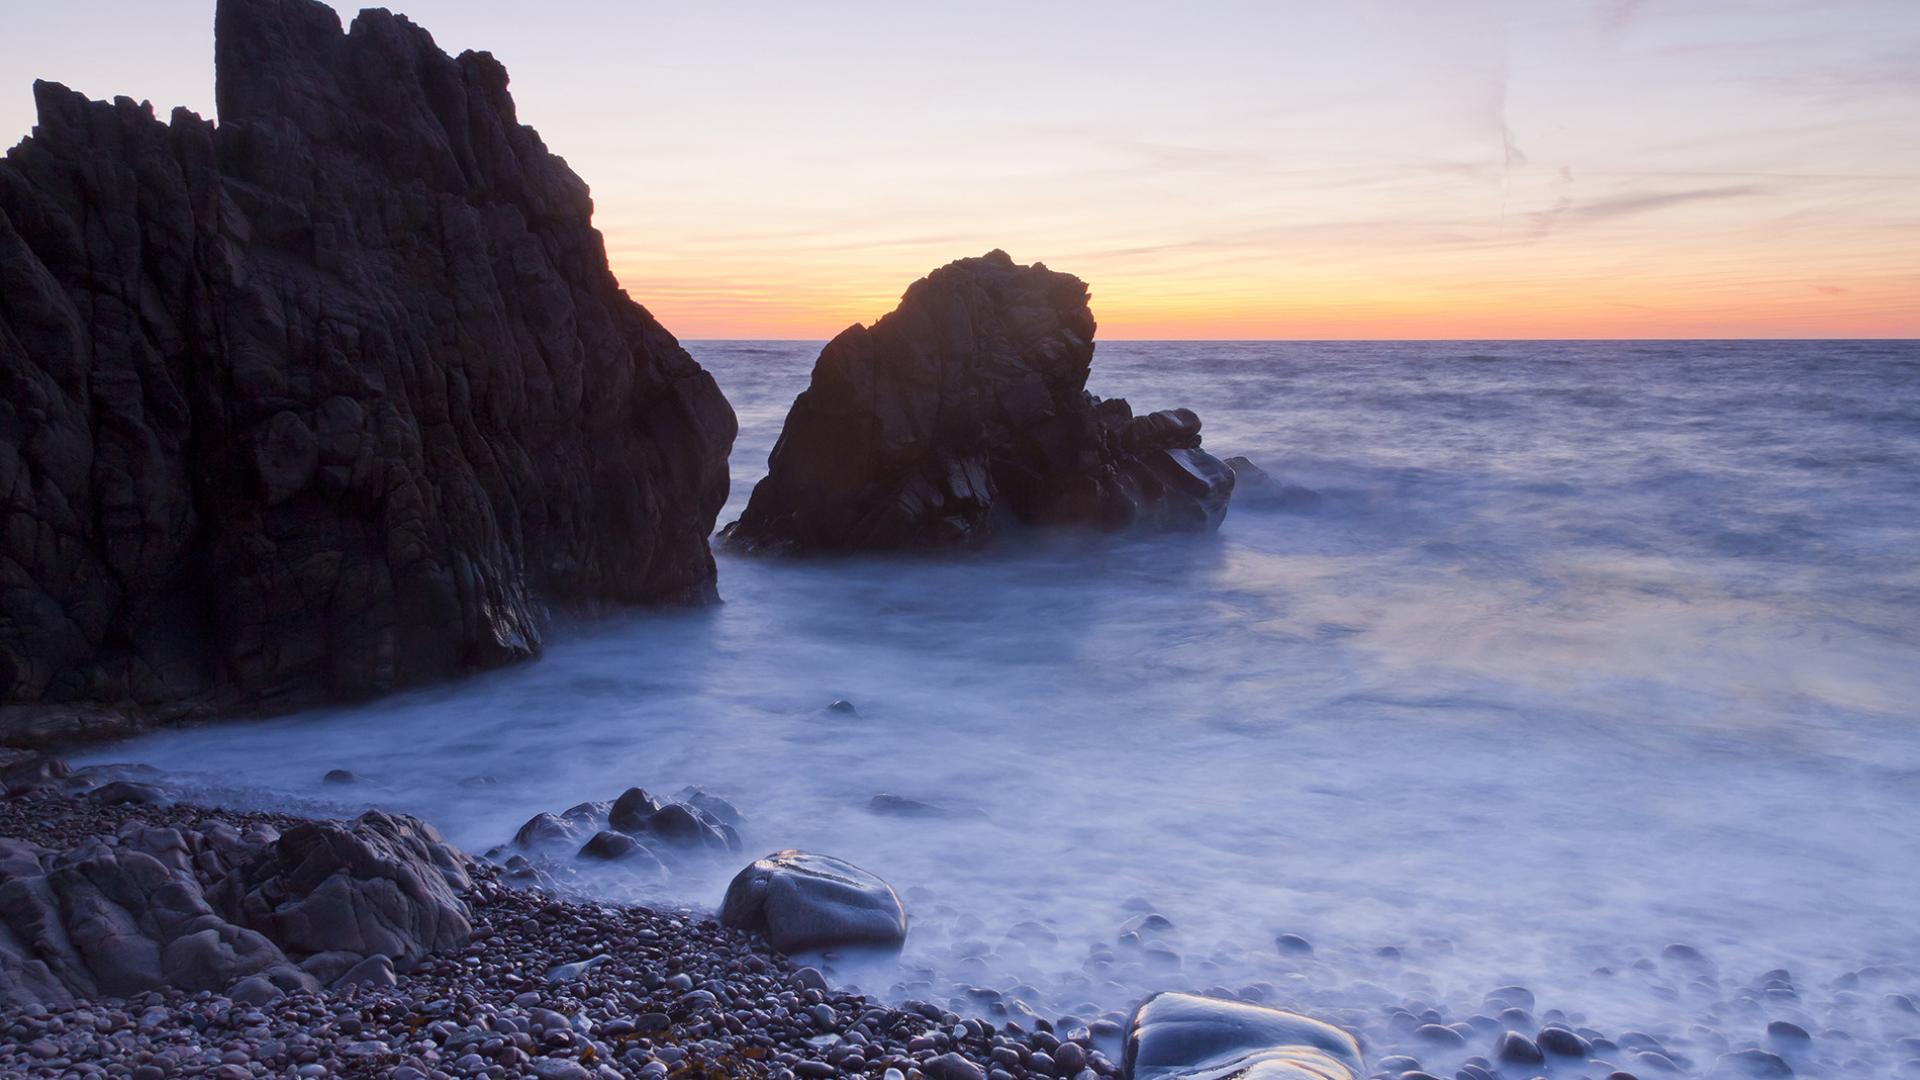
[214,0,350,125]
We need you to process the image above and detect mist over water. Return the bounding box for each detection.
[85,341,1920,1073]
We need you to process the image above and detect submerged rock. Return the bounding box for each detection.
[0,0,735,747]
[1225,456,1323,512]
[720,251,1232,553]
[1123,991,1363,1080]
[719,850,909,953]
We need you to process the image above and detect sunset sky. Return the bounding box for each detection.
[4,1,1915,338]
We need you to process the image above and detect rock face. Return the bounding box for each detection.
[1124,991,1364,1080]
[0,769,473,1006]
[0,0,736,746]
[719,850,908,953]
[720,251,1231,553]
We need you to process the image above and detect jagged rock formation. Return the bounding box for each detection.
[720,251,1232,553]
[0,0,736,746]
[0,758,473,1006]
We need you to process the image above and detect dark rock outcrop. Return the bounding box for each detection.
[0,765,473,1005]
[1124,991,1364,1080]
[719,849,908,954]
[0,0,736,746]
[720,251,1230,553]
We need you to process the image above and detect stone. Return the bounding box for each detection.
[0,0,736,747]
[212,810,471,968]
[1714,1049,1794,1078]
[322,770,357,784]
[1537,1026,1592,1057]
[331,954,396,989]
[515,813,581,850]
[868,793,965,818]
[718,850,908,953]
[579,831,639,861]
[720,251,1232,553]
[87,780,172,805]
[923,1053,987,1080]
[1274,933,1314,955]
[1498,1031,1545,1064]
[545,953,611,983]
[643,803,729,850]
[1413,1024,1465,1047]
[226,974,285,1005]
[676,787,743,828]
[1766,1021,1810,1047]
[1122,991,1363,1079]
[608,788,663,834]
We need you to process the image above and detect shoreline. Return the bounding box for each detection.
[0,758,1118,1080]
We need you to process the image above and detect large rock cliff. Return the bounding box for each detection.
[0,0,736,744]
[721,251,1231,553]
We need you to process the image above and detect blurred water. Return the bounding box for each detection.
[85,340,1920,1073]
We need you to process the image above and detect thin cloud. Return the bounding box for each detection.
[1566,185,1765,225]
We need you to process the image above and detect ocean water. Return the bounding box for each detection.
[85,340,1920,1075]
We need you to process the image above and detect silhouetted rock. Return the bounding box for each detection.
[720,251,1231,553]
[719,850,908,953]
[1123,991,1364,1080]
[0,0,735,747]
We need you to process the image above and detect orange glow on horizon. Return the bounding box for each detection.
[610,251,1920,342]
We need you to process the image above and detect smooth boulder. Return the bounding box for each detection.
[1123,991,1363,1080]
[718,850,908,953]
[720,251,1232,553]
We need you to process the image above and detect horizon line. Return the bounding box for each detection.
[679,336,1920,344]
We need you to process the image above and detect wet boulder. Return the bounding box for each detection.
[608,788,664,833]
[719,850,908,953]
[514,812,582,851]
[720,251,1233,553]
[1123,991,1363,1080]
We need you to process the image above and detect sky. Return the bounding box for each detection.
[2,0,1916,339]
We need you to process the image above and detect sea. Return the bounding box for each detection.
[83,340,1920,1076]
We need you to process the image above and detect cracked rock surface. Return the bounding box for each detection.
[0,0,736,746]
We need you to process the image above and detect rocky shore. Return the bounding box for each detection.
[4,752,1902,1079]
[0,763,1129,1080]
